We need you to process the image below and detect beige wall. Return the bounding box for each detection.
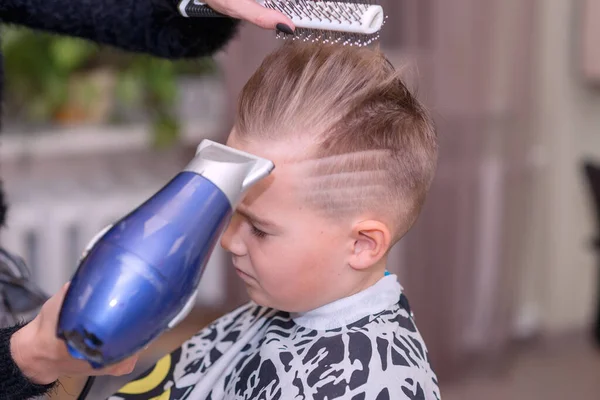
[521,0,600,335]
[582,0,600,82]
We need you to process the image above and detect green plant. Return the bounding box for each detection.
[2,27,97,122]
[116,55,180,148]
[1,26,217,146]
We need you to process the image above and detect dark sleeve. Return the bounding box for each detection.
[0,324,57,399]
[0,0,240,59]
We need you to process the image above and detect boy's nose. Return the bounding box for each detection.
[220,213,246,256]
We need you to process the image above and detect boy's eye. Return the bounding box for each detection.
[250,225,268,239]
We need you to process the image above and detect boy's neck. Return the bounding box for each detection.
[343,258,388,300]
[290,268,401,330]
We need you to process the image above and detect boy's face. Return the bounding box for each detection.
[220,133,358,313]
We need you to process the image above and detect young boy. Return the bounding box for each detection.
[111,42,440,400]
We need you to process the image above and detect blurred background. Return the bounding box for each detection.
[1,0,600,399]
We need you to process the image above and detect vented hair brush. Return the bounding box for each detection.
[178,0,385,46]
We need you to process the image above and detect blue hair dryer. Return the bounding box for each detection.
[57,140,274,368]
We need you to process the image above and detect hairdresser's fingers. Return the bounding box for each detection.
[235,0,295,31]
[104,354,139,377]
[204,0,295,31]
[87,354,139,377]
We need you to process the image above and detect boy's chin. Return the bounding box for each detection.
[246,289,309,313]
[245,287,272,308]
[245,287,290,311]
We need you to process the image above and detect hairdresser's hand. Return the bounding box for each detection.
[203,0,295,33]
[10,283,139,385]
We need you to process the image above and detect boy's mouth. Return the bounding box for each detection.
[235,268,256,282]
[231,257,257,281]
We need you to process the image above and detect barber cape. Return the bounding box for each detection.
[110,274,441,400]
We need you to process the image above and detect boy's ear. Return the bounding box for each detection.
[348,220,391,270]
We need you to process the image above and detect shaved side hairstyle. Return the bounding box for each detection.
[235,42,438,241]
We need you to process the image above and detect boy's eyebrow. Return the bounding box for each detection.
[236,206,277,228]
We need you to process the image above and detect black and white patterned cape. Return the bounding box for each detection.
[110,274,441,400]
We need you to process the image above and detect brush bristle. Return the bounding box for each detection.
[276,27,383,47]
[267,0,386,46]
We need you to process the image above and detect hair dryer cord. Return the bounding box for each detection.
[77,376,95,400]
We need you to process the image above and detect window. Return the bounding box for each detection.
[24,230,39,278]
[66,223,82,273]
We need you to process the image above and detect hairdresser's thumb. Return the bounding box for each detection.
[238,0,295,32]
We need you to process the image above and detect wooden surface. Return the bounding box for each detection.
[441,331,600,400]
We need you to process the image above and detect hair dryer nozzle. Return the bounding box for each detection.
[185,140,274,207]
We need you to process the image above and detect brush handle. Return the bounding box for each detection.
[178,0,385,35]
[178,0,226,18]
[179,0,245,18]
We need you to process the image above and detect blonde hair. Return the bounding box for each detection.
[235,42,438,240]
